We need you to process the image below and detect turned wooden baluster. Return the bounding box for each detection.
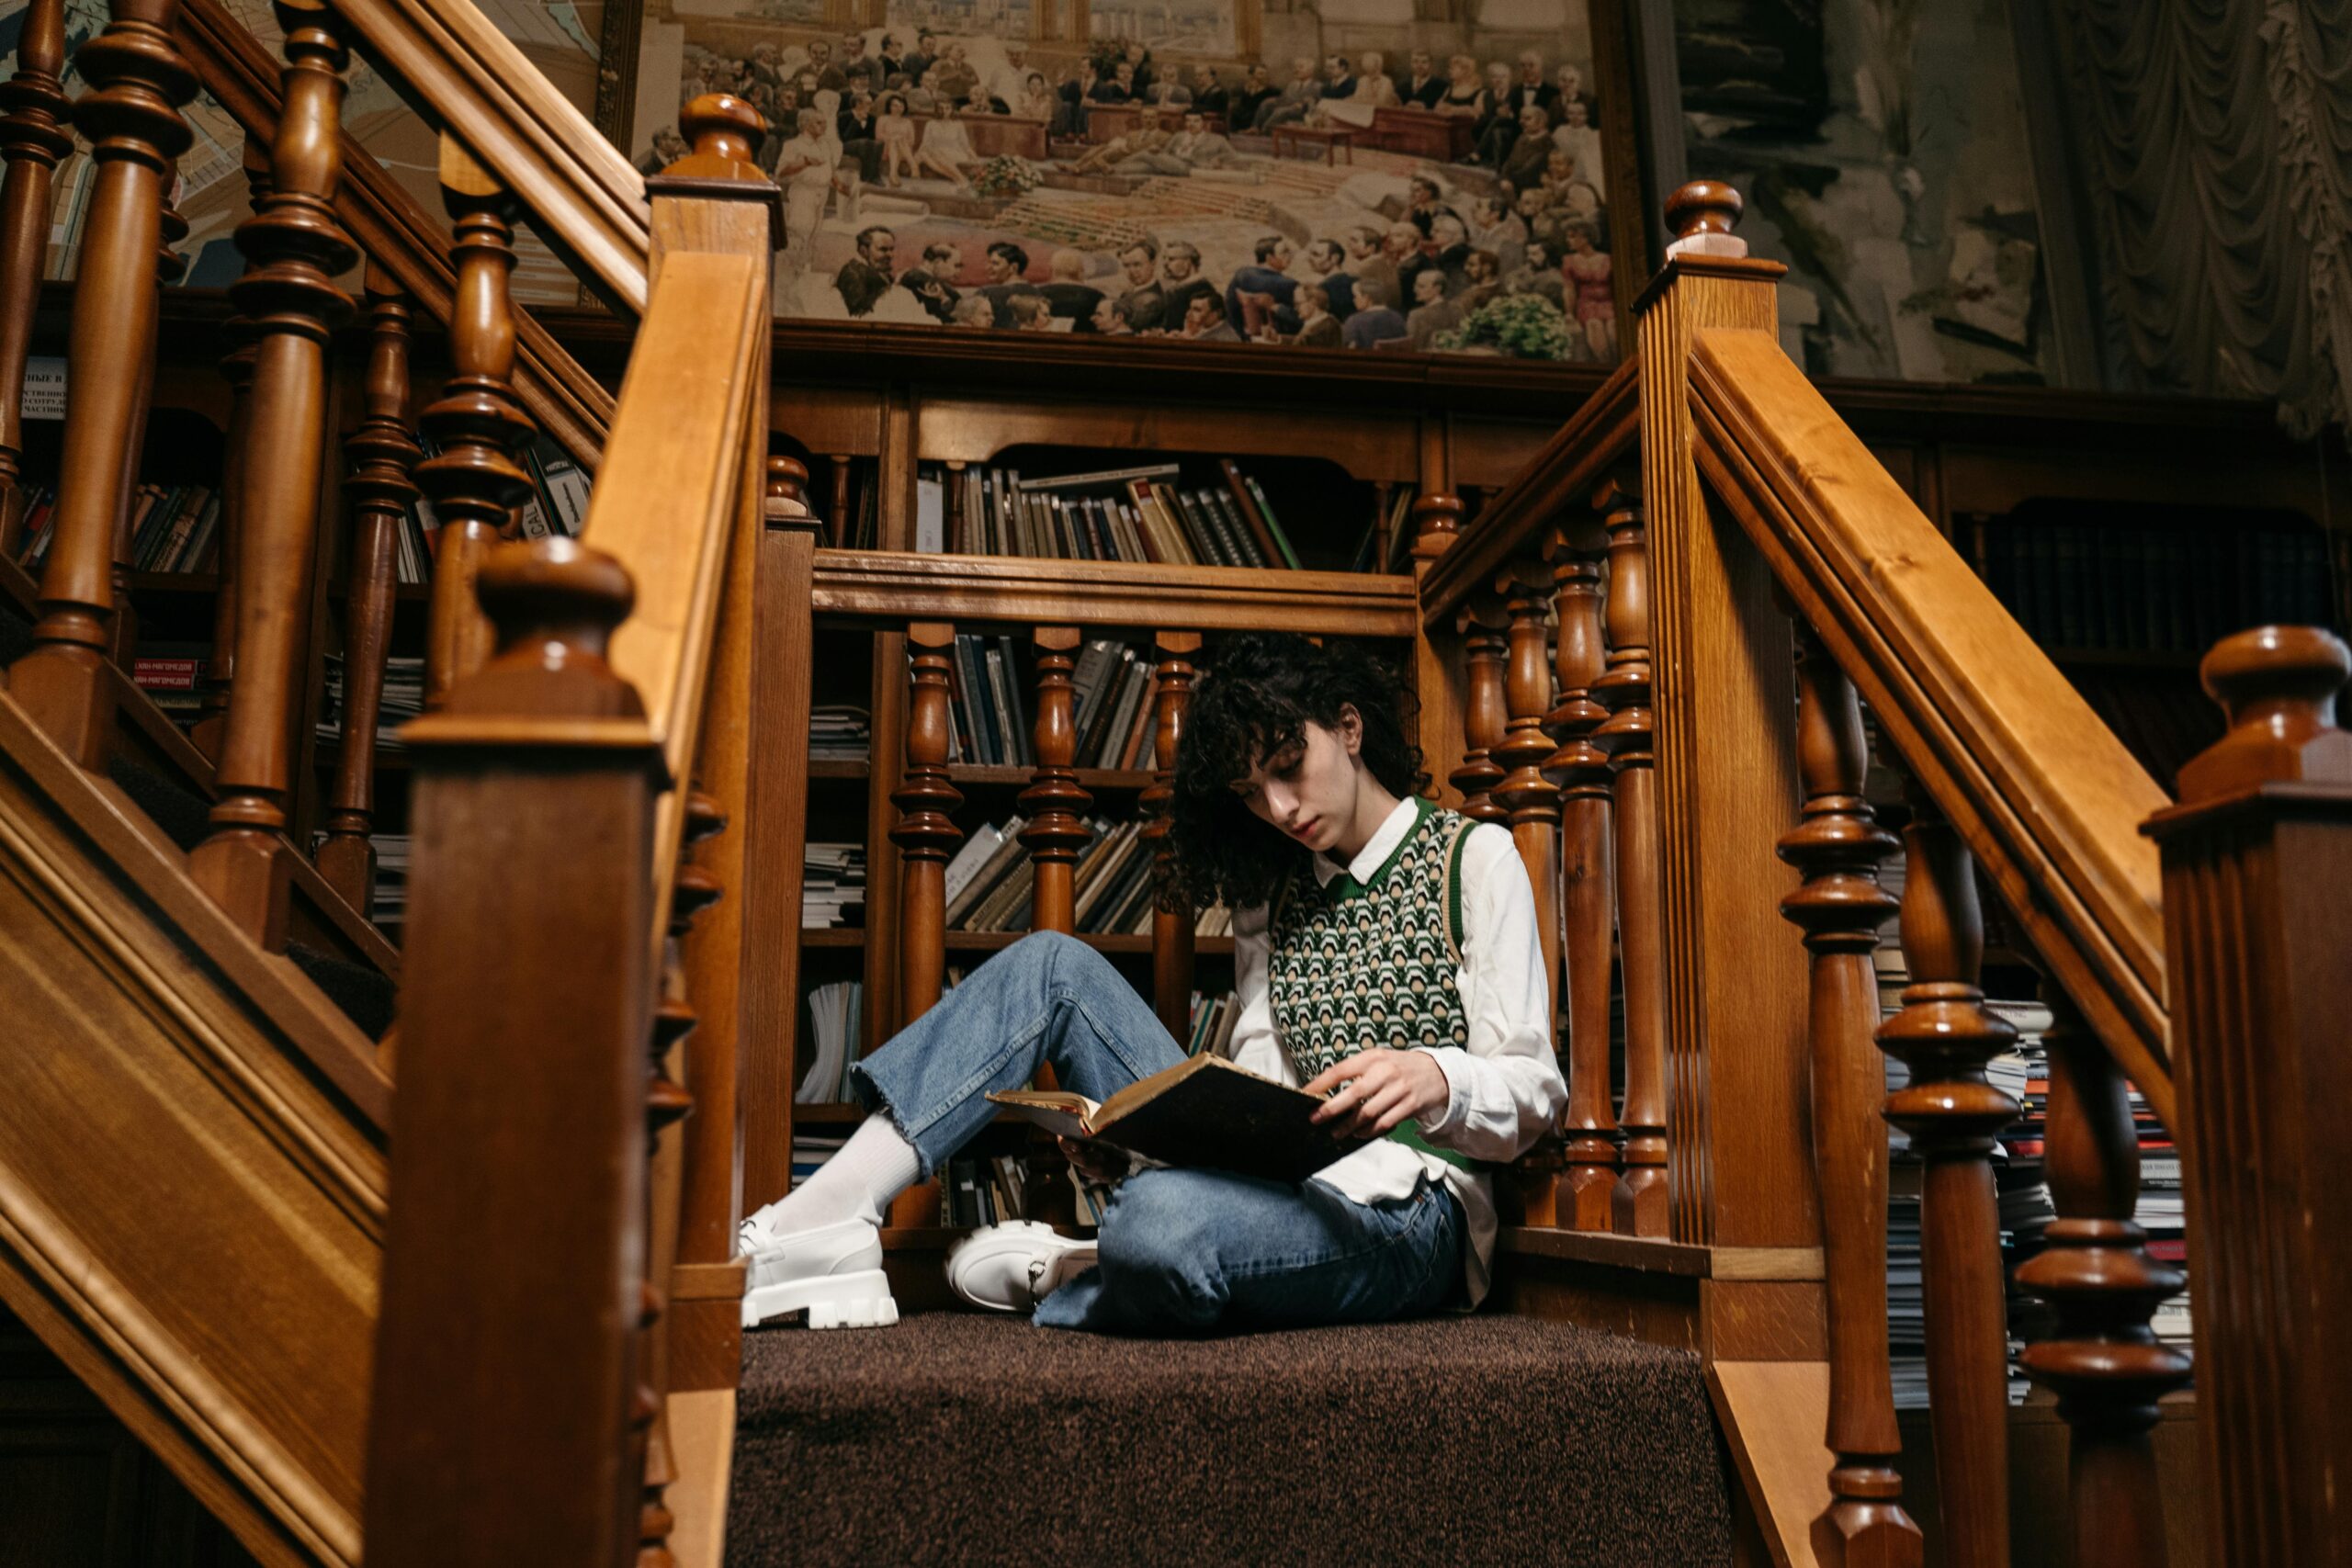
[104,173,184,667]
[1591,481,1668,1237]
[827,454,853,548]
[2014,985,2189,1568]
[1776,625,1922,1567]
[1021,626,1095,934]
[1496,559,1563,999]
[9,0,195,766]
[0,0,70,561]
[637,795,721,1568]
[886,620,961,1228]
[1878,780,2018,1568]
[419,134,535,709]
[1542,516,1618,1231]
[186,0,357,946]
[191,141,270,763]
[1145,630,1202,1042]
[1451,597,1509,823]
[315,267,423,912]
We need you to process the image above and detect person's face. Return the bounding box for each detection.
[1232,715,1365,855]
[1183,113,1204,133]
[1358,54,1380,75]
[1164,251,1197,281]
[1125,42,1146,63]
[1416,270,1444,304]
[864,233,896,270]
[1566,227,1593,254]
[921,67,941,88]
[1487,63,1510,92]
[1518,53,1543,83]
[1195,68,1216,89]
[843,36,863,56]
[1299,288,1328,319]
[1291,60,1315,83]
[810,41,831,63]
[1468,253,1496,281]
[1521,105,1544,133]
[1526,243,1552,271]
[1249,65,1269,86]
[1325,56,1348,82]
[985,251,1016,283]
[925,247,956,273]
[1410,51,1430,77]
[1351,283,1376,313]
[1114,62,1134,85]
[1565,99,1589,128]
[1517,189,1545,219]
[1564,182,1598,218]
[1384,226,1418,258]
[1185,295,1216,332]
[1121,247,1155,286]
[950,43,968,62]
[1267,240,1294,271]
[1307,241,1340,274]
[1409,180,1435,207]
[1344,230,1375,260]
[1557,66,1582,97]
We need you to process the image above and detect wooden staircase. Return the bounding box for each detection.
[2,4,2349,1568]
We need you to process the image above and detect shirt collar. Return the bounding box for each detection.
[1309,793,1424,888]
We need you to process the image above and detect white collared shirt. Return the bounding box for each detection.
[1227,794,1566,1308]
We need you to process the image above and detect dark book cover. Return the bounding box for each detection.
[989,1054,1374,1185]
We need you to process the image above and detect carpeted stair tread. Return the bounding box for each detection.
[730,1309,1734,1566]
[107,754,213,852]
[286,942,398,1040]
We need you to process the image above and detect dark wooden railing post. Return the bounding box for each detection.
[1020,625,1093,935]
[1590,484,1668,1237]
[105,174,183,669]
[0,0,71,561]
[192,140,270,763]
[1543,513,1618,1231]
[187,0,357,945]
[1146,629,1202,1042]
[2013,985,2189,1568]
[1777,623,1921,1567]
[8,0,195,767]
[315,265,422,911]
[418,134,535,710]
[1635,184,1814,1261]
[1451,597,1509,824]
[1409,491,1466,808]
[886,619,961,1228]
[2143,624,2352,1568]
[366,538,660,1568]
[1877,779,2017,1568]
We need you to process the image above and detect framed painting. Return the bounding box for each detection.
[625,0,1648,366]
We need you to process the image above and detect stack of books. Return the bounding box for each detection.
[131,641,210,724]
[788,1132,849,1191]
[803,842,866,929]
[315,655,427,752]
[369,833,410,931]
[795,979,863,1104]
[1186,988,1242,1057]
[809,704,871,761]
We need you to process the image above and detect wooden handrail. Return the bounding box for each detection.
[577,245,767,927]
[322,0,650,314]
[1419,355,1640,628]
[1687,327,2175,1124]
[175,0,614,467]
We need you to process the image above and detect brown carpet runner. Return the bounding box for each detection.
[729,1308,1735,1566]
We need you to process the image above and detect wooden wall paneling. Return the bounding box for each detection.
[1448,416,1567,493]
[1936,443,2334,524]
[2143,626,2352,1568]
[912,392,1420,483]
[1635,188,1817,1259]
[769,384,886,460]
[737,460,821,1257]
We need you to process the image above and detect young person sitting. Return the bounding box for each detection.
[734,634,1566,1333]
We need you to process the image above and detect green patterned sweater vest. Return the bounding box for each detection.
[1267,797,1479,1171]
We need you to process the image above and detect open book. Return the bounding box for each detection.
[987,1054,1374,1186]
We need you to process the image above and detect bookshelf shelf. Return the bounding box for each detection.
[808,759,869,781]
[791,1101,867,1123]
[801,928,865,947]
[947,764,1157,791]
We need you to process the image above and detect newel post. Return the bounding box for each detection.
[1634,184,1815,1253]
[2143,625,2352,1568]
[366,538,663,1568]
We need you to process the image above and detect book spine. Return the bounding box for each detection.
[1242,475,1303,569]
[1219,457,1285,568]
[1161,482,1223,565]
[1206,487,1267,569]
[996,634,1033,765]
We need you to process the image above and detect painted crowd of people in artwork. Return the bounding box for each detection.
[650,24,1621,361]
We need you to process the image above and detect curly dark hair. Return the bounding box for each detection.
[1167,633,1424,914]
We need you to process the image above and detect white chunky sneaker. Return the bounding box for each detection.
[739,1215,899,1330]
[944,1220,1099,1313]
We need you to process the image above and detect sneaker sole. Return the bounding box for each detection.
[741,1268,899,1331]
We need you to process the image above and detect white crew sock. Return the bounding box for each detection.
[747,1113,922,1235]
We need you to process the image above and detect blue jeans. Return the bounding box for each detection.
[848,931,1468,1334]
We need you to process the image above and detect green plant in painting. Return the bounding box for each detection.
[1434,293,1574,360]
[973,155,1042,197]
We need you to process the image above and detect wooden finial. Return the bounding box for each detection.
[452,536,644,722]
[1663,180,1747,261]
[2177,625,2352,801]
[670,93,767,175]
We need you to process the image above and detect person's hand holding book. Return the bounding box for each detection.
[1303,1048,1448,1140]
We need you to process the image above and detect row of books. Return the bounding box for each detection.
[936,459,1306,571]
[130,640,210,721]
[315,654,426,752]
[804,842,866,929]
[940,634,1159,773]
[14,483,223,577]
[939,1152,1065,1227]
[945,815,1165,936]
[394,433,593,586]
[1978,519,2335,654]
[1185,988,1243,1059]
[795,979,864,1104]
